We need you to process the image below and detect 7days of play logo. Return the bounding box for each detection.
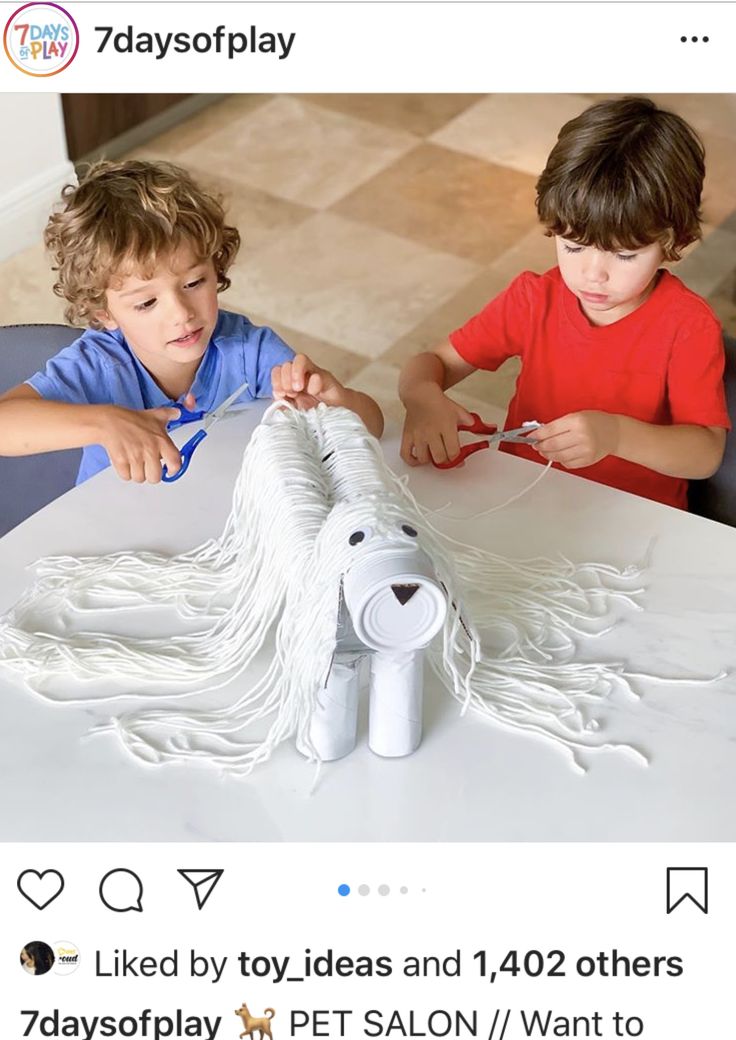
[3,2,78,76]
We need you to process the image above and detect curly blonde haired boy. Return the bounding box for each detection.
[0,159,382,484]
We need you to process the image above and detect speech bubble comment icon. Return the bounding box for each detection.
[99,869,144,913]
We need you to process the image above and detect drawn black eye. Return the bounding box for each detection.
[401,524,418,538]
[349,530,366,546]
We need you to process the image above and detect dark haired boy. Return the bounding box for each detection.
[399,97,729,509]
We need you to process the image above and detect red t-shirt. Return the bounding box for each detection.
[450,267,730,509]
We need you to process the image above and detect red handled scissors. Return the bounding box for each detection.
[432,414,541,470]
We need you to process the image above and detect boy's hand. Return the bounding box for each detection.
[400,389,475,466]
[529,411,620,469]
[272,354,345,410]
[97,405,184,483]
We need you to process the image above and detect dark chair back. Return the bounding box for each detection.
[0,323,82,536]
[688,335,736,526]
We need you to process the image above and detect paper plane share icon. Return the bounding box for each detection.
[177,869,224,910]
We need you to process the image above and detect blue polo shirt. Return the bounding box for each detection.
[26,309,295,483]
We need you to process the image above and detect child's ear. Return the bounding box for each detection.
[93,309,119,331]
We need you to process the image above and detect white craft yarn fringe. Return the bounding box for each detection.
[0,404,648,772]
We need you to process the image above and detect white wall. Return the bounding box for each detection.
[0,93,76,262]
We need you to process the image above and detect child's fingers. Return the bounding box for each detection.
[271,364,286,395]
[403,430,428,465]
[159,438,183,477]
[429,434,455,465]
[455,404,475,426]
[532,414,581,445]
[529,429,561,451]
[183,392,197,411]
[400,429,420,466]
[534,431,577,455]
[272,381,290,400]
[128,457,146,484]
[305,372,323,397]
[412,443,430,465]
[291,354,313,393]
[539,448,588,469]
[274,387,300,401]
[150,406,182,427]
[273,361,305,394]
[144,449,166,484]
[440,422,464,462]
[110,457,132,482]
[559,454,591,470]
[529,418,560,440]
[292,392,321,411]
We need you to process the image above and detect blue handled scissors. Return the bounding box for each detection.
[161,380,250,483]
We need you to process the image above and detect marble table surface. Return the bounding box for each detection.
[1,402,734,842]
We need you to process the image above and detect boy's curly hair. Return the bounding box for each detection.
[44,159,241,327]
[536,97,705,261]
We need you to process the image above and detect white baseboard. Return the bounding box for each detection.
[0,161,76,263]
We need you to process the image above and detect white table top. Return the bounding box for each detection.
[1,403,734,842]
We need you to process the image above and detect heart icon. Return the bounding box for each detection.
[17,869,65,910]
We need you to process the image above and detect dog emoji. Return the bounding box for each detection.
[235,1003,275,1040]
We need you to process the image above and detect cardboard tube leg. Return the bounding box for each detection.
[368,650,423,758]
[298,656,361,761]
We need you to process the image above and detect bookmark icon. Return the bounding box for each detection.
[666,867,708,914]
[177,869,224,910]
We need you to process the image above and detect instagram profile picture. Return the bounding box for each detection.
[3,2,79,77]
[20,941,55,976]
[52,940,80,975]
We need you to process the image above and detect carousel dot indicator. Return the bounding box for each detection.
[378,884,390,896]
[338,884,350,896]
[358,884,370,896]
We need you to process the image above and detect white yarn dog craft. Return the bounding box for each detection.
[0,404,648,774]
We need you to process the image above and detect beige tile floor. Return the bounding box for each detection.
[2,93,735,438]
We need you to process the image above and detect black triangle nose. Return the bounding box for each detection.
[392,583,419,605]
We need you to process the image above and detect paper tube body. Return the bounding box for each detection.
[368,650,423,757]
[298,654,361,761]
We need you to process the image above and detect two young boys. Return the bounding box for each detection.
[0,97,729,509]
